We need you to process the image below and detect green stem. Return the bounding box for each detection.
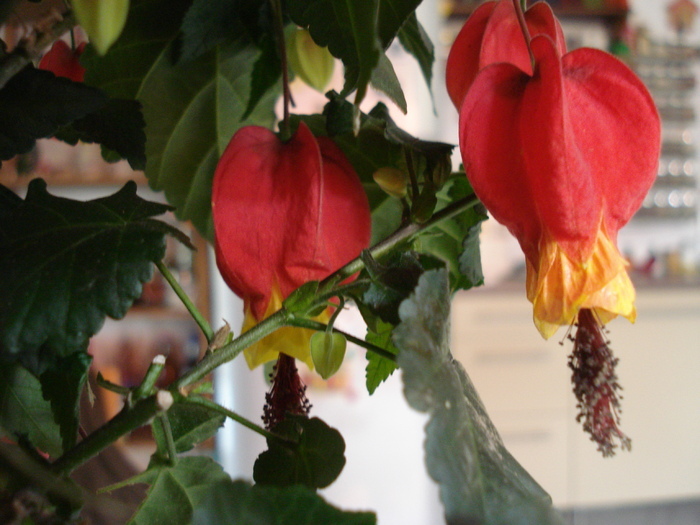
[132,355,166,401]
[156,414,178,465]
[289,318,398,363]
[51,395,163,475]
[184,395,292,444]
[157,260,214,342]
[173,308,290,389]
[324,193,480,284]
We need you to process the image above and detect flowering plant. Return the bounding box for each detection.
[0,0,659,523]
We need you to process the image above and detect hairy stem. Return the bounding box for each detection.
[157,261,214,342]
[270,0,292,140]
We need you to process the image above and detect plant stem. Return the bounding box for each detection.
[156,414,178,465]
[184,395,291,444]
[289,318,397,362]
[173,308,290,389]
[51,395,163,475]
[132,355,166,401]
[325,193,481,283]
[157,261,214,342]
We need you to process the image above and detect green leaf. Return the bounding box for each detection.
[152,402,226,454]
[397,13,434,92]
[82,0,279,240]
[54,98,147,170]
[370,52,406,114]
[412,176,487,292]
[254,416,346,489]
[365,320,399,395]
[287,0,381,103]
[115,456,232,525]
[192,479,376,525]
[0,66,107,160]
[0,364,63,457]
[0,179,187,375]
[244,33,282,120]
[393,270,566,525]
[39,352,92,452]
[377,0,422,48]
[179,0,265,63]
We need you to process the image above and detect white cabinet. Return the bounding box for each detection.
[451,286,700,508]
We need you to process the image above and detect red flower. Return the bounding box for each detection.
[448,0,660,454]
[446,0,566,110]
[455,27,659,338]
[38,40,87,82]
[212,122,371,369]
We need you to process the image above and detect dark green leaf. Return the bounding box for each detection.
[82,0,279,240]
[0,66,107,160]
[111,456,231,525]
[412,176,487,291]
[0,180,186,375]
[152,402,226,454]
[360,250,443,325]
[39,352,92,452]
[179,0,265,62]
[287,0,381,103]
[54,98,146,170]
[377,0,422,49]
[192,479,376,525]
[397,13,434,92]
[365,320,399,395]
[0,364,63,456]
[254,416,346,489]
[370,52,406,114]
[393,270,566,525]
[243,33,281,120]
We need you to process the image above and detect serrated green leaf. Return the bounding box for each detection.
[398,13,434,92]
[54,98,146,170]
[365,320,399,394]
[0,364,63,457]
[0,66,107,160]
[82,0,279,240]
[393,270,566,525]
[192,479,376,525]
[0,179,185,375]
[120,456,231,525]
[287,0,381,103]
[370,52,406,114]
[152,402,226,454]
[254,416,346,489]
[39,352,92,452]
[412,176,487,291]
[244,33,282,120]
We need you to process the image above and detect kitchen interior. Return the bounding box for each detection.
[1,0,699,524]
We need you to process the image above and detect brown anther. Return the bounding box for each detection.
[262,353,311,430]
[568,308,631,457]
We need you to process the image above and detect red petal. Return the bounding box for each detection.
[212,123,371,320]
[459,35,659,263]
[446,1,497,109]
[38,40,86,82]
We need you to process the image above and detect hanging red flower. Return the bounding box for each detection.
[448,0,660,453]
[38,40,87,83]
[212,122,371,369]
